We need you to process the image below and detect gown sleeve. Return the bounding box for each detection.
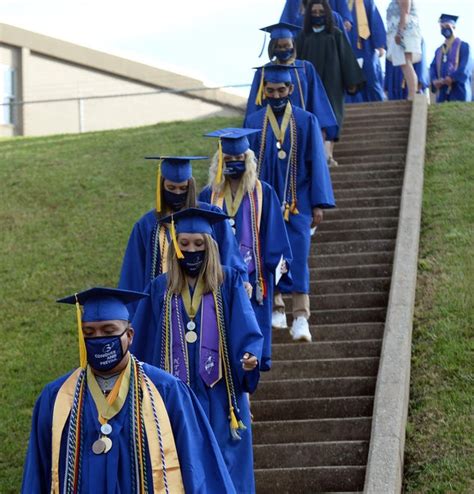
[337,29,366,92]
[429,51,439,92]
[369,2,387,50]
[450,42,473,84]
[245,69,263,121]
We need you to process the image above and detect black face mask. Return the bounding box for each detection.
[163,189,187,211]
[224,160,246,178]
[178,251,205,277]
[268,96,290,114]
[312,15,326,27]
[441,27,453,39]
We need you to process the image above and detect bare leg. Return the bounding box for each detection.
[400,53,418,100]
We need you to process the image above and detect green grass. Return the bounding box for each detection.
[403,103,474,493]
[0,116,240,493]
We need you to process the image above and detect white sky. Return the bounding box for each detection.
[2,0,473,95]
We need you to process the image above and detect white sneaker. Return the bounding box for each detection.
[290,317,312,342]
[272,311,288,329]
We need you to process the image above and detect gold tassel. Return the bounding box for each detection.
[215,140,223,186]
[284,203,290,222]
[291,201,299,215]
[170,216,184,259]
[238,420,247,431]
[75,295,87,369]
[156,160,162,213]
[230,407,239,430]
[255,68,265,106]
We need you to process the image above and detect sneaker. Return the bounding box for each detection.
[290,317,312,342]
[327,157,339,168]
[272,311,288,329]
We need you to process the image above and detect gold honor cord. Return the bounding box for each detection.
[181,276,205,320]
[267,103,293,152]
[223,180,246,217]
[156,160,163,213]
[74,295,87,369]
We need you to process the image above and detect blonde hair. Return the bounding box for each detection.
[156,177,198,220]
[207,149,258,196]
[166,234,224,294]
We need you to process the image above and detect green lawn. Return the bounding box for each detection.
[403,103,474,493]
[0,116,240,493]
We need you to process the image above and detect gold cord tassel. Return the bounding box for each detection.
[290,201,299,215]
[215,140,223,186]
[75,295,87,369]
[156,160,163,213]
[255,68,265,106]
[170,216,184,259]
[284,203,290,222]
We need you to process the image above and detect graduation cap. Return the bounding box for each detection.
[205,128,261,184]
[159,207,229,259]
[57,287,148,368]
[260,22,301,39]
[144,156,208,212]
[255,64,294,105]
[439,13,458,25]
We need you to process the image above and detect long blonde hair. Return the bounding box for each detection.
[166,234,224,294]
[207,149,258,196]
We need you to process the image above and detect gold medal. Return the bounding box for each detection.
[92,439,106,455]
[278,149,287,160]
[186,321,196,331]
[102,436,113,453]
[185,331,198,343]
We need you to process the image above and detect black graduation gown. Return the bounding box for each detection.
[296,27,365,133]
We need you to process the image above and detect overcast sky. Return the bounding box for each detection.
[2,0,473,95]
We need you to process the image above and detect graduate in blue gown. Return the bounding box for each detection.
[243,65,335,343]
[22,287,234,493]
[131,209,264,494]
[246,22,338,140]
[345,0,387,103]
[118,156,247,320]
[430,14,473,103]
[199,128,293,371]
[385,39,429,100]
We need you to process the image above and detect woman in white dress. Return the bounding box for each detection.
[386,0,422,100]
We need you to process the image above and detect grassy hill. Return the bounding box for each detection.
[0,105,472,492]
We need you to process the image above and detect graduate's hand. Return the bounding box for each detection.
[241,353,258,371]
[433,79,444,89]
[395,33,403,46]
[344,20,352,32]
[311,208,324,228]
[376,48,386,57]
[280,261,289,275]
[243,282,253,299]
[445,76,453,86]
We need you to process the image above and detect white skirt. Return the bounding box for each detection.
[387,29,422,66]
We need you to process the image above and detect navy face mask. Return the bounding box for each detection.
[441,27,453,39]
[163,189,187,211]
[275,49,293,61]
[85,328,128,372]
[268,96,290,113]
[224,161,246,178]
[178,251,205,277]
[312,15,326,27]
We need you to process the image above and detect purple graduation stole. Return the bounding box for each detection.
[436,38,462,78]
[239,193,256,275]
[170,294,189,384]
[199,293,222,387]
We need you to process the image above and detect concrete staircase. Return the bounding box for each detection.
[253,101,412,493]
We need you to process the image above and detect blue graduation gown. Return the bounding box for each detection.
[430,40,473,102]
[244,106,335,294]
[199,181,293,371]
[119,201,247,320]
[245,60,339,140]
[329,0,353,25]
[385,40,430,100]
[131,267,264,494]
[345,0,386,103]
[22,362,235,493]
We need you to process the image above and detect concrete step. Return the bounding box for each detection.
[296,292,389,310]
[316,227,397,242]
[311,264,392,280]
[342,114,410,125]
[310,277,391,294]
[254,376,377,400]
[332,178,402,190]
[255,466,366,493]
[335,147,407,160]
[253,417,372,444]
[304,307,386,325]
[336,153,406,165]
[313,251,394,267]
[262,357,379,379]
[334,186,402,198]
[330,162,405,173]
[254,441,369,468]
[315,239,395,255]
[272,323,385,343]
[251,396,374,421]
[345,100,410,110]
[328,169,404,182]
[270,339,382,361]
[335,196,400,208]
[335,140,407,154]
[320,217,399,231]
[324,207,400,220]
[340,129,408,141]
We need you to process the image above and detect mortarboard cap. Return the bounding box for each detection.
[260,22,301,40]
[57,287,148,368]
[439,13,459,25]
[144,156,207,212]
[205,128,261,156]
[159,207,229,259]
[260,64,293,84]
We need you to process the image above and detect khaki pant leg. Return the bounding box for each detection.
[292,293,310,320]
[273,291,286,313]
